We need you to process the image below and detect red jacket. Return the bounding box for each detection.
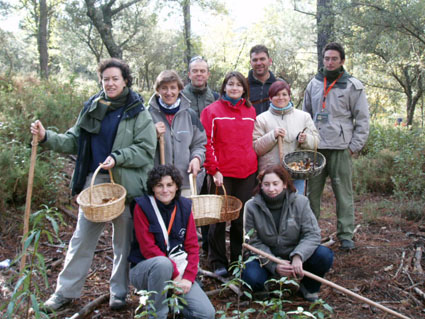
[200,98,257,178]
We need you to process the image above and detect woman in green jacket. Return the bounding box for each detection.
[30,58,157,312]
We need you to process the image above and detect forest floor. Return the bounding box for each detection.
[1,176,424,318]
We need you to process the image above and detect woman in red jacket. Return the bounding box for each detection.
[200,71,257,277]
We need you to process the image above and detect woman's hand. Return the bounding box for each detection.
[155,122,166,137]
[101,156,115,170]
[291,255,304,278]
[274,127,286,139]
[213,171,223,187]
[276,260,295,278]
[30,120,46,141]
[174,278,192,295]
[298,132,307,144]
[187,157,201,176]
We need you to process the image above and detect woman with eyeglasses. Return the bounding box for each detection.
[200,71,257,277]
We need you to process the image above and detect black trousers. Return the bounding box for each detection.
[207,173,256,270]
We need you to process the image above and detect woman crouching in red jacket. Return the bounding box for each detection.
[200,71,257,277]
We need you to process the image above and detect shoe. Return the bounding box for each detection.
[214,266,228,277]
[43,293,72,312]
[340,239,355,250]
[110,295,126,310]
[298,284,319,302]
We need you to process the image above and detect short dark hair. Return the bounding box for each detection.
[250,45,269,58]
[220,71,252,107]
[154,70,184,92]
[97,58,133,88]
[268,80,291,99]
[147,165,183,199]
[323,42,345,61]
[255,164,296,194]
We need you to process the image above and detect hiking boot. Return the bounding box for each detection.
[43,293,72,312]
[110,295,126,310]
[340,239,355,251]
[214,266,229,278]
[298,284,319,302]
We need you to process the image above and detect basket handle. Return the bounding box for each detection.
[278,136,284,163]
[189,173,197,196]
[313,139,318,170]
[89,164,114,206]
[215,184,228,214]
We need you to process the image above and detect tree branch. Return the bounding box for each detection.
[110,0,142,16]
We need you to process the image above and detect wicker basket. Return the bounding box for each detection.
[76,165,127,222]
[189,174,221,226]
[217,185,243,223]
[283,150,326,180]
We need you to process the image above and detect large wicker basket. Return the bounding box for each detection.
[189,174,221,226]
[283,150,326,180]
[217,185,243,223]
[76,165,127,222]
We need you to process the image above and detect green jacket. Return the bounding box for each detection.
[244,191,321,275]
[43,89,157,201]
[182,83,218,118]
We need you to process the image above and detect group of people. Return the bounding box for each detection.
[30,42,369,317]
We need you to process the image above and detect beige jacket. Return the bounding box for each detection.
[253,107,319,172]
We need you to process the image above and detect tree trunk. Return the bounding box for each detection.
[85,0,123,59]
[38,0,49,79]
[316,0,334,70]
[182,0,191,69]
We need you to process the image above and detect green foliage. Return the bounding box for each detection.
[2,205,65,319]
[134,290,157,318]
[0,75,94,210]
[162,281,187,318]
[354,123,425,201]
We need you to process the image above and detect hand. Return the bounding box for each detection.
[30,120,46,141]
[101,156,115,170]
[276,260,295,278]
[174,278,192,295]
[274,128,286,139]
[187,157,201,176]
[155,122,166,137]
[291,255,304,279]
[213,171,223,187]
[298,132,307,144]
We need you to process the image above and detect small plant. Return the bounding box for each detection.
[309,299,334,319]
[162,280,187,318]
[134,289,157,318]
[2,205,65,319]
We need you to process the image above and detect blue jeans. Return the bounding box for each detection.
[293,179,305,195]
[242,245,333,293]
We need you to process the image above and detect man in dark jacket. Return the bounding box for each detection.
[247,45,277,115]
[182,56,218,118]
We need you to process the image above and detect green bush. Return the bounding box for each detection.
[354,123,425,201]
[0,75,96,210]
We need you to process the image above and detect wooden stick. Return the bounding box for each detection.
[68,293,109,319]
[277,136,284,162]
[159,135,165,165]
[243,243,411,319]
[20,134,38,272]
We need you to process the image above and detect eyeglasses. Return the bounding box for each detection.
[189,56,206,63]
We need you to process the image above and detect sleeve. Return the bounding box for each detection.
[253,116,277,156]
[200,107,219,175]
[189,115,207,165]
[302,82,314,119]
[300,113,320,150]
[111,109,157,168]
[182,213,200,282]
[243,200,278,275]
[289,197,321,262]
[348,85,370,153]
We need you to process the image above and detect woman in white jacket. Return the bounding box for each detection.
[253,80,319,194]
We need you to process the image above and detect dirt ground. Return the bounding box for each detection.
[1,182,424,318]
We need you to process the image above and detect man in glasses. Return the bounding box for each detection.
[182,56,219,118]
[248,44,277,115]
[303,42,370,251]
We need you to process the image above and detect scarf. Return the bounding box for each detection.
[158,96,181,115]
[190,83,207,95]
[262,189,286,229]
[223,93,242,106]
[80,87,129,134]
[269,101,294,118]
[321,66,345,82]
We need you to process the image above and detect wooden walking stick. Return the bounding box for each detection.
[159,134,165,165]
[243,243,411,319]
[277,135,284,163]
[20,134,38,272]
